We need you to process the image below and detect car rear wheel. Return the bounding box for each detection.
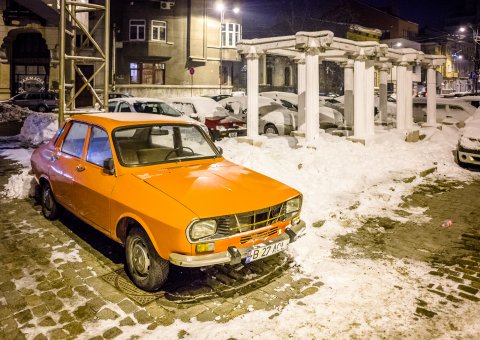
[125,227,169,292]
[264,123,279,135]
[41,183,61,220]
[36,105,47,113]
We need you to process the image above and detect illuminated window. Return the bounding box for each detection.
[221,23,241,48]
[130,62,165,84]
[152,20,167,42]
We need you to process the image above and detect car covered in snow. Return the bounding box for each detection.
[260,91,344,129]
[413,98,476,124]
[456,111,480,167]
[219,96,297,135]
[167,96,246,140]
[30,112,306,291]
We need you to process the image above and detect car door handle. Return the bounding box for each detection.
[50,155,58,162]
[76,165,85,172]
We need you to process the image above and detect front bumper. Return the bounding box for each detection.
[169,220,306,267]
[458,145,480,166]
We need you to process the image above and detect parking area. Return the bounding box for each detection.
[1,155,480,338]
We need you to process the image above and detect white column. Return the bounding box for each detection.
[405,66,413,129]
[354,58,366,138]
[379,65,389,124]
[426,65,437,125]
[305,49,320,142]
[343,60,354,128]
[396,64,407,130]
[365,61,375,136]
[296,54,306,132]
[246,49,259,138]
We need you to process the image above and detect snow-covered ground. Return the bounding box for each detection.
[2,111,480,338]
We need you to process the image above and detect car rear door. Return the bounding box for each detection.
[49,121,89,210]
[71,125,116,233]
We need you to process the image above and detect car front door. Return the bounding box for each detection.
[49,121,89,210]
[71,125,116,233]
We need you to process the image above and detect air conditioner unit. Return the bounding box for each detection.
[160,1,175,10]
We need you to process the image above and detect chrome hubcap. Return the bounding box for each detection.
[130,239,150,276]
[265,127,277,134]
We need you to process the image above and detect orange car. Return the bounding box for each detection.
[31,112,305,291]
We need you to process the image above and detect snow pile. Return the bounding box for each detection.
[19,111,57,146]
[0,102,33,122]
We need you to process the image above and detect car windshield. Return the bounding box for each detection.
[113,124,218,166]
[132,101,182,117]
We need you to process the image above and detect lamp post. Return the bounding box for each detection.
[216,2,239,94]
[459,25,479,94]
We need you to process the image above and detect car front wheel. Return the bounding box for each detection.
[41,183,61,220]
[264,123,279,135]
[125,227,169,292]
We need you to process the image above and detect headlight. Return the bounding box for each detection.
[286,196,302,216]
[189,219,217,241]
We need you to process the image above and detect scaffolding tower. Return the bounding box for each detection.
[58,0,110,124]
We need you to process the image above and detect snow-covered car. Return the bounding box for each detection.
[30,112,305,291]
[108,97,210,136]
[260,91,344,129]
[167,97,246,140]
[218,96,296,135]
[456,111,480,167]
[413,98,476,124]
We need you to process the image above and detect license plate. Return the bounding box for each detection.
[245,240,288,263]
[229,132,237,137]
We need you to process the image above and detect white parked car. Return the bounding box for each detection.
[107,97,209,133]
[413,98,477,124]
[456,111,480,167]
[218,96,296,135]
[260,91,344,129]
[167,96,246,140]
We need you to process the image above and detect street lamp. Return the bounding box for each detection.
[458,25,480,94]
[216,2,240,94]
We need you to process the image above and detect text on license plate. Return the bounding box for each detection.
[246,240,288,263]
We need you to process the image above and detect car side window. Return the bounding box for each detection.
[108,102,117,112]
[61,122,88,158]
[86,127,113,167]
[119,102,131,112]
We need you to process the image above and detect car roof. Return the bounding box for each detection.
[69,112,194,131]
[108,97,166,103]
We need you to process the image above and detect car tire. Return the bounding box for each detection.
[41,183,62,220]
[264,123,279,135]
[125,227,169,292]
[36,105,47,113]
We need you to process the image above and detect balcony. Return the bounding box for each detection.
[120,41,174,59]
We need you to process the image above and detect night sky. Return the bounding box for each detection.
[243,0,458,30]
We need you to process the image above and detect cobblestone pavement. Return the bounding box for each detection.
[334,179,480,319]
[1,152,480,338]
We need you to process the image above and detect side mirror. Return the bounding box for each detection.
[217,146,223,156]
[103,158,115,175]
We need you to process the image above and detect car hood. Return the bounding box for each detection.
[132,160,298,218]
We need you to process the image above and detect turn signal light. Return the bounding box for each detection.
[196,243,215,253]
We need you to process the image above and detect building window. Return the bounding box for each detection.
[151,20,167,42]
[129,20,145,41]
[130,62,165,84]
[221,23,241,48]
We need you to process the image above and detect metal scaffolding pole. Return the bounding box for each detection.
[58,0,110,126]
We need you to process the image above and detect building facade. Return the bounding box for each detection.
[112,0,244,97]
